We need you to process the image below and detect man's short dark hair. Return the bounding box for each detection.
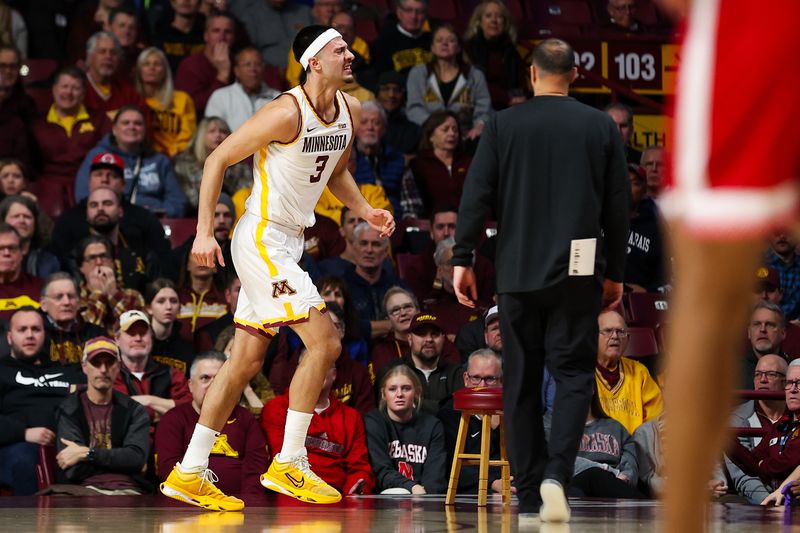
[108,5,136,25]
[190,350,228,378]
[78,234,114,262]
[53,66,87,88]
[293,25,333,65]
[0,222,21,242]
[205,10,237,32]
[532,38,575,76]
[604,102,633,121]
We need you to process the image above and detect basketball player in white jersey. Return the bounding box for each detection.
[159,26,395,510]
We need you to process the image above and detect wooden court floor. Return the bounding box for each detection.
[0,493,795,532]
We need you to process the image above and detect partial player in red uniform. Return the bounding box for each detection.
[657,1,800,531]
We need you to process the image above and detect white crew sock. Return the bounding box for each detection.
[179,424,219,473]
[276,409,313,461]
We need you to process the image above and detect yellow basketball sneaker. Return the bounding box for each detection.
[160,464,245,511]
[260,454,342,504]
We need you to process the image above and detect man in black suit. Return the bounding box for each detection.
[452,38,629,522]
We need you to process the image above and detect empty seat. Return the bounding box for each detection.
[162,218,198,248]
[626,292,669,328]
[625,326,658,357]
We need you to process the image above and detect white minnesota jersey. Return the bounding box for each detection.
[244,85,353,230]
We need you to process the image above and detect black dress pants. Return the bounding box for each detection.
[498,277,602,512]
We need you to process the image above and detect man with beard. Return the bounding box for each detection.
[50,152,171,272]
[41,272,106,366]
[739,302,796,390]
[82,187,157,292]
[344,222,402,340]
[767,232,800,322]
[378,313,462,415]
[54,336,151,494]
[0,308,82,495]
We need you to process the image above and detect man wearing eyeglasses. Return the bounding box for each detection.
[728,359,800,502]
[0,224,43,322]
[595,310,663,434]
[725,354,787,504]
[438,348,515,495]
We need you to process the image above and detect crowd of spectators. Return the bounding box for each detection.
[1,0,797,507]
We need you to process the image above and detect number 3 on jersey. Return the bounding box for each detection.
[309,155,329,183]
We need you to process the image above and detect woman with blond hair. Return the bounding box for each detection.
[463,0,528,110]
[135,46,197,157]
[363,364,448,494]
[173,116,251,214]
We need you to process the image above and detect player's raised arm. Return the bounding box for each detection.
[192,95,301,267]
[326,94,395,238]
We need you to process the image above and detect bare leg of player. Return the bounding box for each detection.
[199,329,271,429]
[287,308,342,413]
[159,328,271,511]
[662,225,763,532]
[259,307,344,504]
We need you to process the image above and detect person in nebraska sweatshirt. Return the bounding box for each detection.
[547,386,644,499]
[364,364,447,494]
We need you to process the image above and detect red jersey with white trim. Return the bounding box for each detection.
[244,86,353,230]
[662,0,800,236]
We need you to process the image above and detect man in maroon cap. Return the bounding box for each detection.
[54,336,151,494]
[754,266,784,307]
[752,267,800,360]
[376,312,463,415]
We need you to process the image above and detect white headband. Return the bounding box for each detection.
[299,28,342,69]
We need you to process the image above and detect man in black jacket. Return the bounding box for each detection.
[55,336,150,493]
[49,153,170,276]
[0,307,83,494]
[452,39,629,522]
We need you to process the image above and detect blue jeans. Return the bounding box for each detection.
[0,442,40,495]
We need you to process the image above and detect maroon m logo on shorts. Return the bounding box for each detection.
[271,279,298,298]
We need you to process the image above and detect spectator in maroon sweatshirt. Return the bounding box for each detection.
[155,350,269,495]
[82,32,149,122]
[174,11,236,116]
[0,224,43,322]
[30,67,111,214]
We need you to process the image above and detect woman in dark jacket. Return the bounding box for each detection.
[463,0,528,111]
[409,110,472,217]
[364,365,447,494]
